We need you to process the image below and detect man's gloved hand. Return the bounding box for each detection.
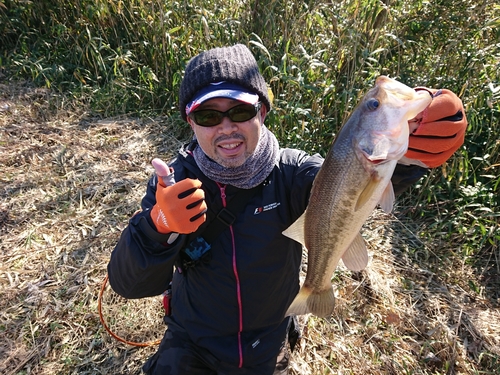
[402,88,467,168]
[150,162,207,234]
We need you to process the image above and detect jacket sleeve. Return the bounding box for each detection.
[107,175,186,299]
[391,163,428,195]
[283,149,324,220]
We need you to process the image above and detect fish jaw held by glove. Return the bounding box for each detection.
[150,178,207,234]
[404,88,467,168]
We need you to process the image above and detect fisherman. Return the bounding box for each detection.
[107,44,467,375]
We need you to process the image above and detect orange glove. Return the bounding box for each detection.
[404,88,467,168]
[150,177,207,234]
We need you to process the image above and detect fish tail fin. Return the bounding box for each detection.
[286,286,335,318]
[307,287,335,318]
[285,287,311,316]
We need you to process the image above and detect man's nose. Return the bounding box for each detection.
[217,117,238,134]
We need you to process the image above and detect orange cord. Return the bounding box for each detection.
[98,274,162,347]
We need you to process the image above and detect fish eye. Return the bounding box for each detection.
[366,98,379,111]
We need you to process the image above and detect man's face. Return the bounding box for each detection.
[187,98,265,168]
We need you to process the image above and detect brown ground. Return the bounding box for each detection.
[1,82,498,374]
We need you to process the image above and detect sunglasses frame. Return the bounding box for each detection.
[189,102,262,127]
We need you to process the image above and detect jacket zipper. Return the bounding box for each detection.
[217,183,244,368]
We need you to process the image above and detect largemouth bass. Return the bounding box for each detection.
[283,76,432,318]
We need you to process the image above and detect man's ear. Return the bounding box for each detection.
[260,105,267,123]
[187,117,196,130]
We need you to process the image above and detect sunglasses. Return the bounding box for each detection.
[189,102,262,127]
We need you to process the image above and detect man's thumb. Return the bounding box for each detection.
[152,158,174,187]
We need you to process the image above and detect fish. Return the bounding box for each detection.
[283,76,432,318]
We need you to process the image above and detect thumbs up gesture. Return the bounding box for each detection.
[149,158,207,234]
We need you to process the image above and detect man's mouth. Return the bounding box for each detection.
[219,142,242,150]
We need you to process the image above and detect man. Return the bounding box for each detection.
[107,44,467,374]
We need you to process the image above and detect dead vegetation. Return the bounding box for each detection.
[1,82,498,374]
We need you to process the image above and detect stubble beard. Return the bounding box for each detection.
[212,133,252,168]
[213,147,252,168]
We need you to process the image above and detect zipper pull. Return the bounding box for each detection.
[218,184,227,206]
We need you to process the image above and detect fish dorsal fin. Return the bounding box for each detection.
[378,181,395,213]
[341,233,369,271]
[355,176,379,211]
[282,211,306,247]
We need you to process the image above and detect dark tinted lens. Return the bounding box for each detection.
[228,104,258,122]
[192,110,222,126]
[191,102,261,127]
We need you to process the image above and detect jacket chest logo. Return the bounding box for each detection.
[254,202,280,215]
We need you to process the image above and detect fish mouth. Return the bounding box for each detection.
[367,157,387,165]
[362,152,390,165]
[359,142,391,165]
[375,75,418,101]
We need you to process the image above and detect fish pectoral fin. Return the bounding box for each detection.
[378,181,395,213]
[341,233,369,271]
[285,286,335,318]
[282,211,306,246]
[355,176,379,211]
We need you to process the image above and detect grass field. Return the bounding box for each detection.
[1,0,499,373]
[1,81,499,375]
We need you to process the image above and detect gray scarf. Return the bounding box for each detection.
[193,126,279,189]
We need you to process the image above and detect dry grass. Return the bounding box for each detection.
[1,82,498,375]
[290,212,500,374]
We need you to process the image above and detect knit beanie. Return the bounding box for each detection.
[179,44,271,121]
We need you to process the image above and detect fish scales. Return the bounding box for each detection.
[283,76,432,318]
[304,128,376,291]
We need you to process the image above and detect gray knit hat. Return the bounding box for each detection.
[179,44,271,121]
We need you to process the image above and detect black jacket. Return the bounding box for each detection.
[107,141,426,367]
